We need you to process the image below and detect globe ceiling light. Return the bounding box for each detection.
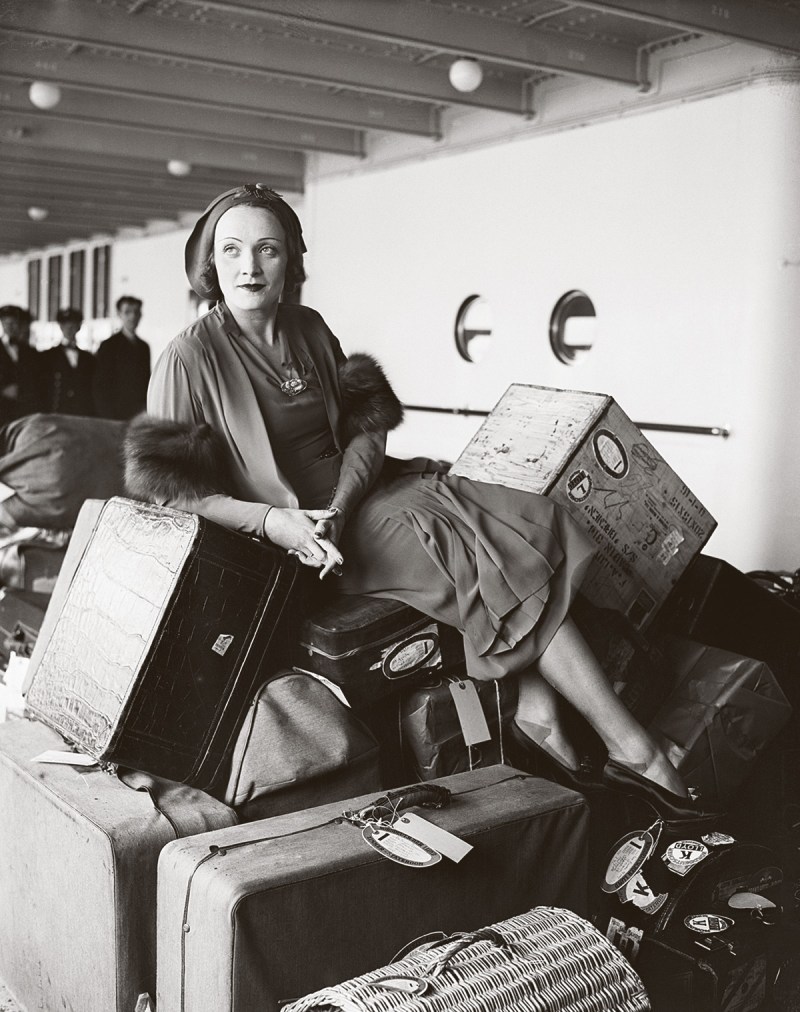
[27,206,49,222]
[28,81,62,110]
[448,57,483,93]
[167,159,192,177]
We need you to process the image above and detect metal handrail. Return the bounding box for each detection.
[401,404,730,438]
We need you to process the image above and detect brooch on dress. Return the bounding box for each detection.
[280,377,308,397]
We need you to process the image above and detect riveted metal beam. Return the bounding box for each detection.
[574,0,800,56]
[0,74,365,157]
[0,112,306,179]
[195,0,642,84]
[0,0,533,114]
[0,30,441,137]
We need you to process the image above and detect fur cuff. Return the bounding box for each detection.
[123,414,232,503]
[338,353,403,443]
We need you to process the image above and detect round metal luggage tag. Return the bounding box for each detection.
[684,914,734,934]
[601,823,662,894]
[362,824,442,868]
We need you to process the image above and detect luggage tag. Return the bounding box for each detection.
[601,820,663,894]
[394,811,473,863]
[360,823,442,868]
[343,802,442,869]
[684,913,734,934]
[33,749,98,767]
[662,840,709,877]
[448,679,491,746]
[617,870,668,915]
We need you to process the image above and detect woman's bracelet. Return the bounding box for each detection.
[261,505,274,538]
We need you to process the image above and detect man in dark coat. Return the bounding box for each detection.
[38,307,95,416]
[92,295,151,419]
[0,305,41,423]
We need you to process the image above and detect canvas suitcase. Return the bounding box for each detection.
[25,496,301,792]
[157,765,591,1012]
[0,718,237,1012]
[294,591,465,706]
[400,674,516,780]
[285,906,648,1012]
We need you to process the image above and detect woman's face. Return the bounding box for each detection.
[213,205,288,313]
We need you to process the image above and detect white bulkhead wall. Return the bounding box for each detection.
[302,81,800,574]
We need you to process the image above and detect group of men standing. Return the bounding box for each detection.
[0,297,151,424]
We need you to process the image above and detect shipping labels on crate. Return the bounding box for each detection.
[450,384,716,628]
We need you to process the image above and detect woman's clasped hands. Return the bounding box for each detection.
[262,506,344,578]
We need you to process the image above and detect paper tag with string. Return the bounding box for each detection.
[394,811,473,863]
[448,679,491,746]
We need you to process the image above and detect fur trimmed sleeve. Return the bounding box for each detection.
[337,353,403,443]
[123,413,232,504]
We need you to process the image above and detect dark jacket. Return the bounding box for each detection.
[92,331,151,420]
[38,345,95,416]
[0,343,42,423]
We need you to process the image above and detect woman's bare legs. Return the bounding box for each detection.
[516,615,687,797]
[514,672,581,771]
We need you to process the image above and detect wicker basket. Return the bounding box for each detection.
[283,906,650,1012]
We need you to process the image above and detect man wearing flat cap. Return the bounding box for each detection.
[39,307,95,416]
[0,305,41,423]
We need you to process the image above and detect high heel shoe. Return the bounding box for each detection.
[507,720,593,792]
[602,758,722,826]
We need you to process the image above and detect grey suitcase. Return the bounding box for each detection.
[157,765,590,1012]
[0,718,236,1012]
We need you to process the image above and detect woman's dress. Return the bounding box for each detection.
[149,302,595,681]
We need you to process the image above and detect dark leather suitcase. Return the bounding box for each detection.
[657,554,800,708]
[600,823,783,944]
[0,587,49,666]
[294,591,465,706]
[25,496,301,792]
[633,923,773,1012]
[157,766,591,1012]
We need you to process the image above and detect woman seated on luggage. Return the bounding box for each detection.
[125,184,708,823]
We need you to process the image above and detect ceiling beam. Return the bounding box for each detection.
[0,75,365,157]
[0,145,299,193]
[0,31,440,138]
[194,0,642,83]
[0,163,248,206]
[0,0,533,114]
[0,184,211,221]
[573,0,800,56]
[0,112,306,180]
[0,205,165,231]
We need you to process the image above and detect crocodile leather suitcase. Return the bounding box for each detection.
[0,718,236,1012]
[25,496,301,792]
[294,592,465,706]
[157,766,591,1012]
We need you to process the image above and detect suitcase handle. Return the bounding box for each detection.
[344,783,451,825]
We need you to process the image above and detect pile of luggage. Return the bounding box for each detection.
[0,494,797,1011]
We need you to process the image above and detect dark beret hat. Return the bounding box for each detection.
[185,184,307,301]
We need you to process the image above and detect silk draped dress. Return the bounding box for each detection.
[149,302,596,682]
